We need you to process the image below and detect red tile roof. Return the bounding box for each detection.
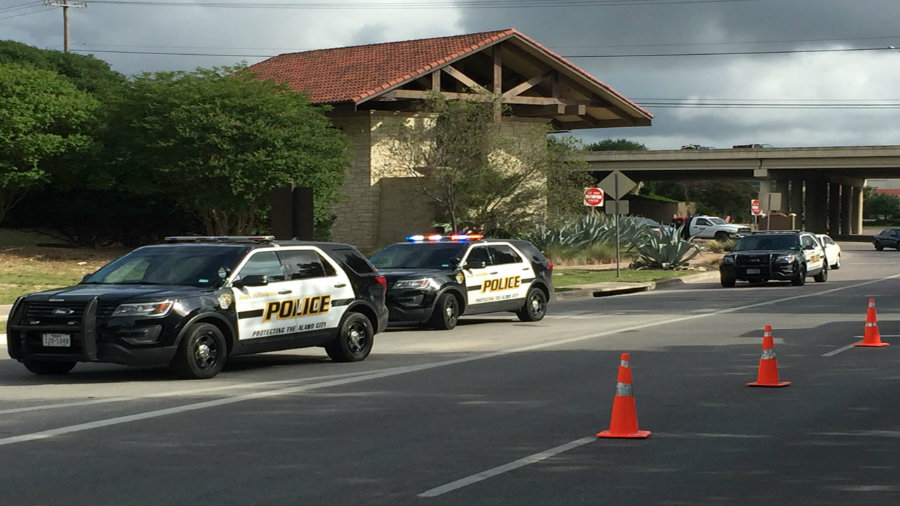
[246,29,650,118]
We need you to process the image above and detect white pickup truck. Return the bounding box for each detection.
[682,215,751,240]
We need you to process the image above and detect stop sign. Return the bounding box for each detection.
[750,199,761,216]
[584,187,605,207]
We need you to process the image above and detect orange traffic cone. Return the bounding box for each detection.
[597,353,651,439]
[747,325,791,387]
[855,298,890,347]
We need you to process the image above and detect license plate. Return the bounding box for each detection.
[42,333,71,347]
[746,268,761,275]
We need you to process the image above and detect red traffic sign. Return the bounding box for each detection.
[584,187,605,207]
[750,199,761,216]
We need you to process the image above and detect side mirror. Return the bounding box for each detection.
[233,274,268,288]
[464,260,487,270]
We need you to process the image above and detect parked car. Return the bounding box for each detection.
[369,234,554,330]
[6,236,389,379]
[720,230,827,287]
[872,228,900,250]
[816,234,842,269]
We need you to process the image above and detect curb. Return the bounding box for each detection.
[555,270,719,300]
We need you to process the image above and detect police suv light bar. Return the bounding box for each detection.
[405,233,484,242]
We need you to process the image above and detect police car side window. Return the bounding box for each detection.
[466,246,490,266]
[488,245,521,265]
[237,251,286,282]
[281,250,336,279]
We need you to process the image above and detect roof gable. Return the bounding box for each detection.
[246,29,651,130]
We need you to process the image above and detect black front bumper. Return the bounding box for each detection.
[384,289,439,325]
[721,255,798,282]
[7,297,179,367]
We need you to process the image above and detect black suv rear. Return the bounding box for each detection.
[6,236,389,379]
[369,234,554,330]
[720,231,827,287]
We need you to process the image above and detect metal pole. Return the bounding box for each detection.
[614,176,620,277]
[62,0,69,52]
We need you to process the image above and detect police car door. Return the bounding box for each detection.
[232,248,353,342]
[486,243,533,306]
[276,248,353,338]
[462,245,495,308]
[801,235,825,271]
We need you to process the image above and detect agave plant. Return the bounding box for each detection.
[632,225,701,270]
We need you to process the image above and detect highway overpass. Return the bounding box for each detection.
[584,145,900,235]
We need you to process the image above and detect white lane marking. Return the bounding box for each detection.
[823,344,857,357]
[2,274,897,448]
[418,437,596,498]
[0,370,381,415]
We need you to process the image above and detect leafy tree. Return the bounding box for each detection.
[105,66,350,235]
[388,92,588,235]
[0,63,99,224]
[864,191,900,219]
[584,138,648,151]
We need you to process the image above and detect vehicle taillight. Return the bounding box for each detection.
[546,261,553,272]
[375,275,387,293]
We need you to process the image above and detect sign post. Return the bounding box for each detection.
[598,171,638,277]
[751,198,761,230]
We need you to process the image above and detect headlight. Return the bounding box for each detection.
[112,300,174,318]
[774,254,795,263]
[721,255,735,264]
[393,278,433,290]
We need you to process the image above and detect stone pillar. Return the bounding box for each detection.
[804,171,828,233]
[851,186,864,234]
[827,182,841,235]
[840,185,853,236]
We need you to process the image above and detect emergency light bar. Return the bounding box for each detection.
[406,233,484,242]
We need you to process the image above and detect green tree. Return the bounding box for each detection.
[864,191,900,219]
[389,92,588,235]
[584,138,648,151]
[106,66,350,235]
[0,63,99,224]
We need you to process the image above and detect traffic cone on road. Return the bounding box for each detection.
[747,325,791,387]
[855,298,890,347]
[597,353,651,439]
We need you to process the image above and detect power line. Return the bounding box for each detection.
[71,45,897,58]
[80,0,771,8]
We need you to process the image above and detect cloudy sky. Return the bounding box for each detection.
[3,0,898,150]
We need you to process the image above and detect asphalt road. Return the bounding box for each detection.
[1,242,897,506]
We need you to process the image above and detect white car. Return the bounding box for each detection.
[816,234,842,269]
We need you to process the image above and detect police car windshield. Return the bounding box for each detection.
[734,235,800,251]
[370,243,468,269]
[83,245,247,287]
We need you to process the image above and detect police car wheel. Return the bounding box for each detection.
[791,264,806,286]
[814,266,827,283]
[516,287,547,322]
[23,359,76,375]
[326,312,373,362]
[720,274,736,288]
[171,323,227,379]
[429,292,460,330]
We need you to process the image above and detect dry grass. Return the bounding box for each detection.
[0,241,127,304]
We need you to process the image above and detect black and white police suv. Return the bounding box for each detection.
[369,234,554,330]
[719,230,828,287]
[6,236,389,379]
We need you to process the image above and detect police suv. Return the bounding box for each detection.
[719,230,827,287]
[6,236,389,379]
[369,234,554,330]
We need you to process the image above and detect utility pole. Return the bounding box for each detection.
[43,0,87,53]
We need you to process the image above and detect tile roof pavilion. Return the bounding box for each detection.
[247,28,652,130]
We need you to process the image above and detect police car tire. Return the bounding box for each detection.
[23,359,76,375]
[516,287,547,322]
[814,266,827,283]
[791,264,806,286]
[720,274,736,288]
[326,312,373,362]
[429,292,460,330]
[171,323,227,379]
